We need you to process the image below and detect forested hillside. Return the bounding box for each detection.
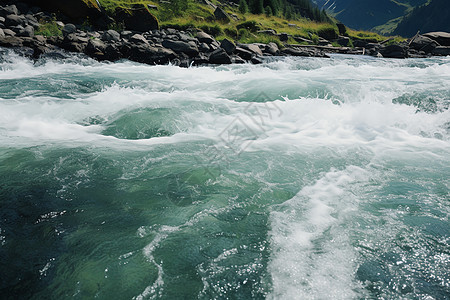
[393,0,450,37]
[312,0,430,33]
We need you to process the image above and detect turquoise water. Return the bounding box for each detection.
[0,49,449,299]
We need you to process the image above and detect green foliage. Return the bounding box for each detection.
[239,33,283,47]
[249,0,264,14]
[224,27,238,38]
[236,20,261,32]
[265,6,273,17]
[239,0,249,14]
[238,28,251,39]
[35,20,62,37]
[199,24,223,37]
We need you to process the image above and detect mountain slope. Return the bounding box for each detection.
[393,0,450,37]
[313,0,428,31]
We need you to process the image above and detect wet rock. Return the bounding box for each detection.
[162,39,199,57]
[0,5,18,17]
[235,46,253,60]
[103,44,122,61]
[409,35,439,53]
[220,38,235,55]
[17,25,34,37]
[86,38,107,54]
[0,36,23,47]
[282,47,311,57]
[232,55,246,64]
[423,32,450,47]
[432,46,450,56]
[380,44,407,58]
[240,43,263,56]
[121,30,133,39]
[251,57,263,64]
[198,42,210,52]
[62,24,76,36]
[0,28,4,38]
[129,33,148,45]
[5,14,27,27]
[265,42,279,55]
[102,29,121,42]
[209,48,231,64]
[196,31,215,44]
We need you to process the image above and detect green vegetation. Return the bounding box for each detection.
[35,19,63,37]
[79,0,404,47]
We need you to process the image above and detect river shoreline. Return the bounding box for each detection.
[1,3,450,67]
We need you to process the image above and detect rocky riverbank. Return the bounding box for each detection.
[0,3,449,67]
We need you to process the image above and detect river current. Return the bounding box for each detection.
[0,49,449,299]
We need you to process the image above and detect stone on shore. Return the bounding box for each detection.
[162,39,199,57]
[423,32,450,47]
[196,31,215,44]
[410,35,439,53]
[380,44,408,58]
[432,46,450,56]
[209,48,232,64]
[220,38,235,55]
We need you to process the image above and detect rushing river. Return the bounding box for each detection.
[0,48,449,299]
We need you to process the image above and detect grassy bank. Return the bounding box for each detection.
[77,0,405,46]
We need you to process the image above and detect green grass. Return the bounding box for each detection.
[75,0,406,48]
[35,20,62,37]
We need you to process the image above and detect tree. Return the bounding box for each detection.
[239,0,249,14]
[265,5,273,16]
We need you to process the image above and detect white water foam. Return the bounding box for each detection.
[268,166,370,299]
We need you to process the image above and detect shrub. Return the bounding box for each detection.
[35,20,62,37]
[236,20,260,32]
[239,0,248,14]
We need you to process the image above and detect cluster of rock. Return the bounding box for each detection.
[350,32,450,59]
[0,3,330,66]
[0,3,449,66]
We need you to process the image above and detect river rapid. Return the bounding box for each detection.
[0,49,449,299]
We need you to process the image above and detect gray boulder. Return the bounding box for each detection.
[0,28,4,38]
[380,44,407,59]
[235,46,253,60]
[102,29,121,42]
[196,31,215,44]
[86,38,107,54]
[282,47,311,57]
[3,28,15,36]
[265,42,279,55]
[5,14,27,27]
[220,38,235,54]
[162,39,199,57]
[209,48,231,64]
[240,43,263,56]
[0,5,18,17]
[423,32,450,47]
[410,35,439,53]
[62,24,76,36]
[130,33,149,45]
[17,25,34,37]
[432,46,450,56]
